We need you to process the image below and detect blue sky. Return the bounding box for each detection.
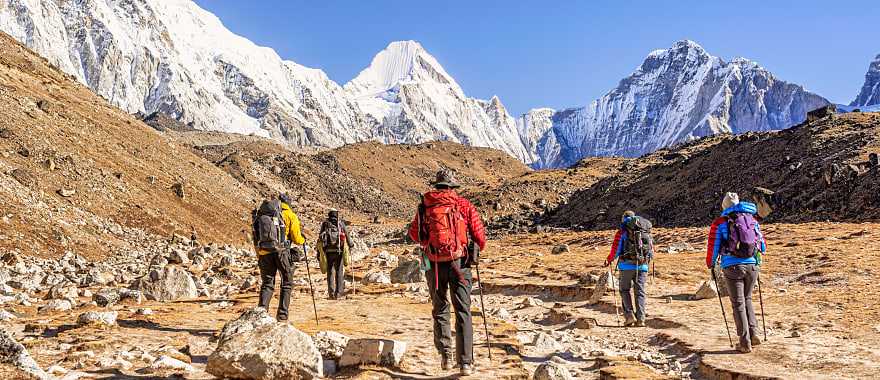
[194,0,879,115]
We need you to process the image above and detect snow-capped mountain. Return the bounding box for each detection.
[522,40,830,168]
[0,1,833,167]
[851,53,880,108]
[0,0,371,147]
[344,41,533,163]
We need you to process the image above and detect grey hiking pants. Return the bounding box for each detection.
[426,258,474,366]
[258,250,293,320]
[723,264,759,349]
[619,269,648,320]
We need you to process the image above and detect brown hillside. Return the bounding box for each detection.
[190,139,530,222]
[546,109,880,229]
[463,157,627,233]
[0,32,256,258]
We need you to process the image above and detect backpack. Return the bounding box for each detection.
[252,199,287,253]
[418,192,469,262]
[320,220,343,252]
[620,216,653,265]
[726,212,759,259]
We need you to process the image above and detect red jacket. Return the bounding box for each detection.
[408,190,487,258]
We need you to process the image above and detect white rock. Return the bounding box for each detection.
[531,332,564,354]
[519,297,544,308]
[151,355,194,372]
[0,309,15,321]
[587,271,618,305]
[692,280,719,300]
[39,299,72,312]
[534,360,574,380]
[363,271,391,285]
[314,331,350,360]
[217,307,276,345]
[339,338,407,368]
[76,311,118,327]
[130,265,197,302]
[207,323,322,379]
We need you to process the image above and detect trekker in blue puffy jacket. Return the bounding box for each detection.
[705,192,767,353]
[605,210,654,327]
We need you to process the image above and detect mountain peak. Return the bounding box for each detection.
[345,40,460,98]
[646,39,709,60]
[851,53,880,107]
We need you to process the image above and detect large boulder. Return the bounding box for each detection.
[534,360,574,380]
[217,308,276,345]
[338,338,407,368]
[130,265,197,302]
[692,280,718,300]
[207,323,323,379]
[586,271,618,304]
[314,331,350,360]
[390,259,423,284]
[0,328,49,379]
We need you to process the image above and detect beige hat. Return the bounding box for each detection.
[722,192,740,210]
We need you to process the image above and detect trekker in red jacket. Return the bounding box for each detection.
[408,169,486,376]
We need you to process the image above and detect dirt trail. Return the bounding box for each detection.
[6,221,878,379]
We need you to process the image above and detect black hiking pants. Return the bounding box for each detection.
[426,258,473,366]
[723,264,759,349]
[326,251,345,299]
[258,250,293,320]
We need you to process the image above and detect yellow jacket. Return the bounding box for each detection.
[257,202,305,255]
[317,238,350,274]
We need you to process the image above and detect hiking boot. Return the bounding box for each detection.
[634,319,646,327]
[735,344,752,353]
[460,364,473,376]
[751,335,762,347]
[440,354,452,371]
[624,314,636,327]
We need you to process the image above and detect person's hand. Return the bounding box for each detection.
[603,259,611,267]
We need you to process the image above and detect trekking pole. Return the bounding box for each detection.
[610,260,621,327]
[710,267,734,347]
[757,268,768,341]
[474,259,493,363]
[302,243,320,327]
[348,258,356,296]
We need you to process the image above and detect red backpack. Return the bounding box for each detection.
[418,190,469,262]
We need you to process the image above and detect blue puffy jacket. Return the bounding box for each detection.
[706,202,766,269]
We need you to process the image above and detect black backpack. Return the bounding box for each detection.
[252,199,287,253]
[620,216,653,265]
[320,219,342,252]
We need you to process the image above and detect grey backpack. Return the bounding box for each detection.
[252,200,287,253]
[621,216,653,265]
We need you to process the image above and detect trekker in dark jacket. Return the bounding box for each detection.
[317,209,353,300]
[407,169,486,376]
[706,192,767,353]
[605,210,654,327]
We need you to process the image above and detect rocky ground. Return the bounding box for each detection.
[1,220,877,379]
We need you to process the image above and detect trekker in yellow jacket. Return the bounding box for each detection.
[255,193,305,321]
